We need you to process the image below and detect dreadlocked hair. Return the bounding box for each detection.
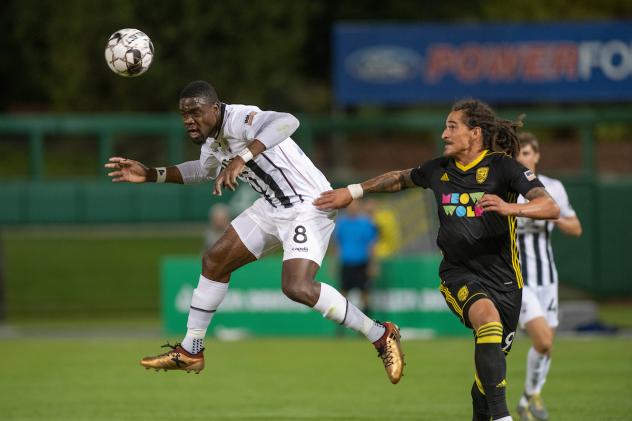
[452,99,524,158]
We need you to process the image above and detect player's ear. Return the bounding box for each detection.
[471,126,482,139]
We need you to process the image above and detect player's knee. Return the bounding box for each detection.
[281,280,304,301]
[468,299,501,330]
[281,278,318,305]
[201,250,227,279]
[534,336,553,355]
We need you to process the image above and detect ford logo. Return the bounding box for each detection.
[345,45,422,83]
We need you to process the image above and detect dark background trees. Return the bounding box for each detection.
[1,0,631,113]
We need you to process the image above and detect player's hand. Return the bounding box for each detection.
[104,157,149,183]
[213,157,244,196]
[313,188,353,211]
[477,194,513,216]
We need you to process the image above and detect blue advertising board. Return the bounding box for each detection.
[334,22,632,105]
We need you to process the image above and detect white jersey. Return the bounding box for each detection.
[517,174,575,287]
[179,103,331,208]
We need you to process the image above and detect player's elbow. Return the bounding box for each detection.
[571,222,583,237]
[548,200,560,220]
[287,113,300,133]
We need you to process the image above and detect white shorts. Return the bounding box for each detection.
[231,197,336,266]
[519,285,559,328]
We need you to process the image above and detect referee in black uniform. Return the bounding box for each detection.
[315,99,560,421]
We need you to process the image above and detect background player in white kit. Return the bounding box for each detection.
[104,80,404,384]
[515,133,583,420]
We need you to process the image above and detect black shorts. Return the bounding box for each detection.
[439,267,522,353]
[340,263,370,291]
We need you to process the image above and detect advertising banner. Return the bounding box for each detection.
[334,22,632,104]
[161,255,467,338]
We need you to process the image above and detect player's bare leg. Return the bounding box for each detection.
[282,258,404,384]
[141,226,256,373]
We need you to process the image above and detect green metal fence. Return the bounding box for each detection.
[1,110,631,296]
[3,107,632,181]
[161,254,466,337]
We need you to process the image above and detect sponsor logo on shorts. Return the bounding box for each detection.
[291,247,309,252]
[457,285,469,302]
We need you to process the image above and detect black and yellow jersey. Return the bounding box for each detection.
[410,150,543,292]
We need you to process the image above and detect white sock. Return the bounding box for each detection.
[181,275,229,354]
[525,346,551,395]
[538,352,552,392]
[493,417,513,421]
[313,283,385,342]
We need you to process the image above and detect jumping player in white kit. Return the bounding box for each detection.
[104,80,404,384]
[515,133,583,420]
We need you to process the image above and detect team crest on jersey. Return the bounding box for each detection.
[457,285,469,302]
[211,137,231,154]
[476,167,489,184]
[440,172,450,182]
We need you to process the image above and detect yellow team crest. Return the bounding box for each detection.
[476,167,489,184]
[440,172,450,181]
[457,285,469,302]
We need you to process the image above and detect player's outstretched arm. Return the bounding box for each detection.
[104,157,183,183]
[478,187,560,220]
[314,169,416,211]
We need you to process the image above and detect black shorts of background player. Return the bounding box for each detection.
[315,98,560,421]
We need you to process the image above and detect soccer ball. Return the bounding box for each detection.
[104,28,154,77]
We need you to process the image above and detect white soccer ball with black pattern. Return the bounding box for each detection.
[104,28,154,77]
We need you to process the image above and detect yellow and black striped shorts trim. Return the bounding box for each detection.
[439,283,463,319]
[475,321,503,344]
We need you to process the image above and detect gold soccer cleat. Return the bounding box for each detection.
[527,393,549,421]
[373,322,405,384]
[140,343,205,374]
[517,404,535,421]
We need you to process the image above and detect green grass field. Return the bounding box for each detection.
[0,336,630,420]
[2,228,632,420]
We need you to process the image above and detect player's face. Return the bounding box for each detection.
[517,144,540,172]
[179,97,221,145]
[441,111,479,158]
